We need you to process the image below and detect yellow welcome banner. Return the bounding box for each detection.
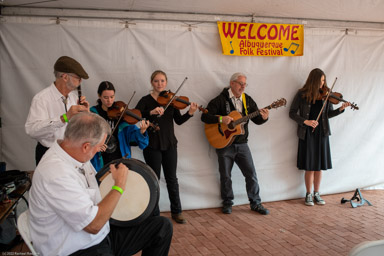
[217,21,304,56]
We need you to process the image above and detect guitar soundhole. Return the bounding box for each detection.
[224,129,237,139]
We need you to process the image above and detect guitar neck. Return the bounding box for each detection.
[232,105,272,126]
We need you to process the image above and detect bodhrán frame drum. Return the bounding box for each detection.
[96,158,159,227]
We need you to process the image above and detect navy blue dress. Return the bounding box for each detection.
[297,100,332,171]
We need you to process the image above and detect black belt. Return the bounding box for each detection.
[35,142,49,165]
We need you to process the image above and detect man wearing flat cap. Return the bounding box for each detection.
[25,56,90,165]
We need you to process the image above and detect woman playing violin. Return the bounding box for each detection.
[90,81,149,171]
[289,68,351,206]
[135,70,198,224]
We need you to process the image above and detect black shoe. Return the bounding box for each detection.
[251,203,270,215]
[171,213,187,224]
[222,205,232,214]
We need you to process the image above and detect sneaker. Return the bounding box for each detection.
[222,204,232,214]
[251,203,270,215]
[314,192,326,205]
[171,213,187,224]
[305,193,314,206]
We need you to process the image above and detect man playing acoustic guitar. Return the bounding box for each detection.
[201,72,270,215]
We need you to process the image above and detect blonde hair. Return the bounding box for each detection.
[150,70,167,82]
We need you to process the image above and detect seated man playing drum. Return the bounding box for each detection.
[28,112,172,256]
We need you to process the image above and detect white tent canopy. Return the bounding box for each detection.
[1,0,384,211]
[2,0,384,24]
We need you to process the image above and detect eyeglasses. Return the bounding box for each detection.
[234,81,248,87]
[67,74,82,82]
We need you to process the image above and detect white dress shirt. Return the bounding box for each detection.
[228,88,243,113]
[25,83,78,147]
[29,141,110,256]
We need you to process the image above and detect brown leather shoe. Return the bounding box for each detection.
[171,213,187,224]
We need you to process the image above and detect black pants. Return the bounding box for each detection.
[216,143,261,206]
[35,143,49,166]
[70,216,173,256]
[143,147,182,214]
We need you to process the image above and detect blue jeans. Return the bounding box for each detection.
[216,143,261,206]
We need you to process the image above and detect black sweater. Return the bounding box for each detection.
[135,94,192,150]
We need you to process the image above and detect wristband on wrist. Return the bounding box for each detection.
[219,116,223,123]
[112,185,124,195]
[62,113,69,123]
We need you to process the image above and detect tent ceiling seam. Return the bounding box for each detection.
[2,7,384,30]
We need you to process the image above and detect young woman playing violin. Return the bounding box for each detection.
[135,70,198,224]
[90,81,150,171]
[289,68,351,206]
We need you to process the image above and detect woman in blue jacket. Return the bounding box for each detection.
[90,81,149,171]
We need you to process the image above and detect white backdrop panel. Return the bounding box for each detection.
[1,17,384,211]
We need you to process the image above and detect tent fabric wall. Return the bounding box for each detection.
[1,16,384,211]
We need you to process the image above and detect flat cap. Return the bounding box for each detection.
[54,56,89,79]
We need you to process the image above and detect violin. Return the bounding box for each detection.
[319,88,359,110]
[107,101,160,131]
[157,90,208,113]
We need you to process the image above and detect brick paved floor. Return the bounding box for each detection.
[163,190,384,256]
[8,190,384,255]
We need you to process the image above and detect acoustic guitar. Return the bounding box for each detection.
[204,98,287,149]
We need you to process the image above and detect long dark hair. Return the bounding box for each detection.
[97,81,115,105]
[299,68,329,104]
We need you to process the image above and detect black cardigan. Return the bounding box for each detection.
[289,90,344,140]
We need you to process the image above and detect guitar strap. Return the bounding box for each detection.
[242,93,248,115]
[225,101,231,114]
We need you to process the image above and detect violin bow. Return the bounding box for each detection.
[105,90,136,145]
[313,77,337,132]
[158,77,188,117]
